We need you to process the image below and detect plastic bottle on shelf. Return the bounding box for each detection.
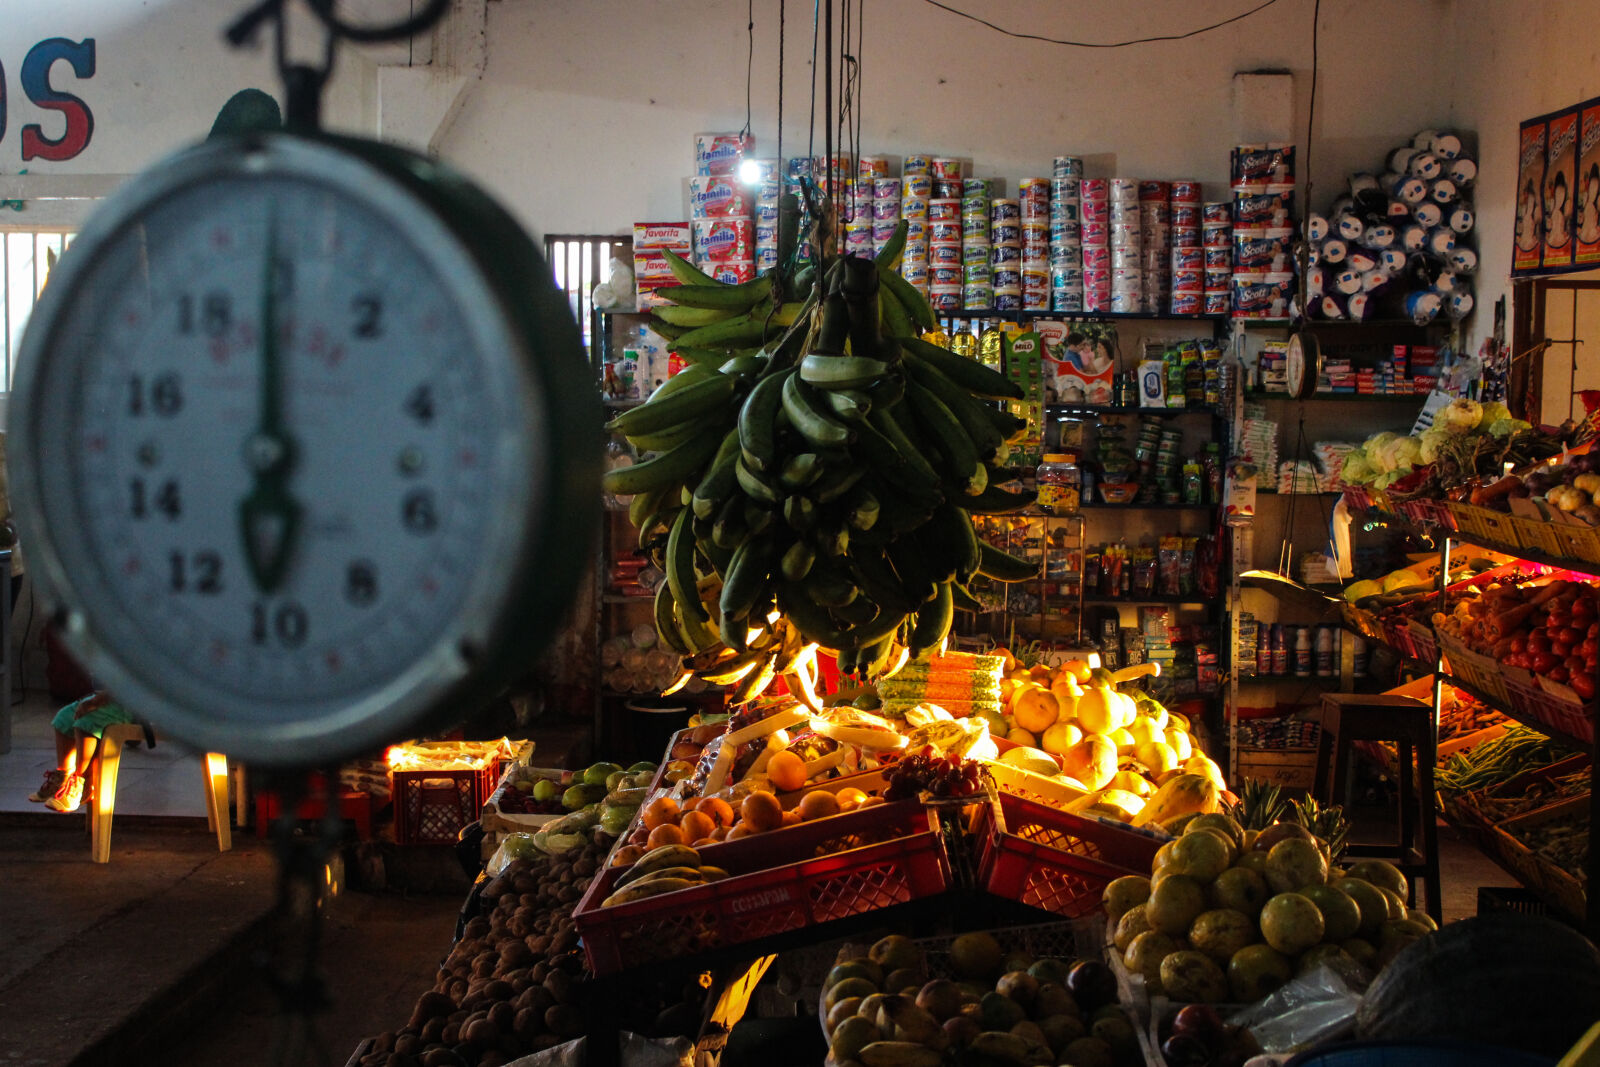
[1203,443,1224,504]
[1036,453,1081,514]
[1352,634,1370,677]
[1294,626,1313,677]
[1314,624,1336,677]
[1270,623,1288,675]
[1182,462,1204,505]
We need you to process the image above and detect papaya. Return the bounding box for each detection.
[1133,773,1220,827]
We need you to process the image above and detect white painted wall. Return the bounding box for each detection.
[3,1,373,176]
[1446,0,1600,358]
[9,0,1600,368]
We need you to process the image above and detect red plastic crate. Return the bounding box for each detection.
[976,792,1163,919]
[392,765,500,845]
[574,798,950,975]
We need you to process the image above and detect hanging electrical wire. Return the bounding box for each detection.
[919,0,1284,47]
[740,0,755,143]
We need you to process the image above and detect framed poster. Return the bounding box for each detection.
[1576,99,1600,265]
[1544,107,1579,270]
[1514,118,1547,273]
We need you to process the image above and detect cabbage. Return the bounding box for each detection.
[1477,401,1512,430]
[1342,450,1375,485]
[1376,435,1423,474]
[1487,417,1531,438]
[1434,397,1483,435]
[1418,428,1451,465]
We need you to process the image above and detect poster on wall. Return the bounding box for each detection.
[1544,107,1579,270]
[1515,118,1547,273]
[1576,100,1600,265]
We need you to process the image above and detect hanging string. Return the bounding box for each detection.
[807,0,820,167]
[776,0,786,173]
[740,0,754,143]
[823,0,834,257]
[918,0,1283,48]
[854,0,865,178]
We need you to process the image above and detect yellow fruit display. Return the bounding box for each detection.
[1167,729,1194,761]
[1011,686,1060,734]
[1006,726,1038,747]
[1048,673,1082,716]
[1108,727,1137,754]
[1110,769,1154,797]
[1126,717,1164,748]
[1135,740,1180,778]
[1061,735,1117,790]
[1184,753,1226,789]
[1041,720,1084,756]
[1075,685,1119,735]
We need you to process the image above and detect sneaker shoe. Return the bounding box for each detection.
[46,772,84,813]
[27,769,66,803]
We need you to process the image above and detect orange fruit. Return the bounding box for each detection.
[680,810,716,842]
[700,796,736,828]
[692,836,718,849]
[646,823,685,849]
[766,749,808,792]
[642,796,680,831]
[780,809,803,827]
[856,795,886,809]
[679,796,702,812]
[741,790,784,832]
[610,844,644,868]
[835,787,869,812]
[726,821,751,840]
[797,790,841,821]
[709,826,730,841]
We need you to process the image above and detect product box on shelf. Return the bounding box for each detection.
[389,739,527,846]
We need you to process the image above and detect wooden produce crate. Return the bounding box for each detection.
[1235,747,1318,791]
[1506,672,1596,745]
[1501,794,1589,922]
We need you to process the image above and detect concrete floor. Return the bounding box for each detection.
[0,690,1544,1066]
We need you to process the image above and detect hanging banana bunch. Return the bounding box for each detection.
[603,217,1039,701]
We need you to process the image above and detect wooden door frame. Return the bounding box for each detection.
[1512,276,1600,424]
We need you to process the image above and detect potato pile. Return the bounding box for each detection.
[355,830,703,1067]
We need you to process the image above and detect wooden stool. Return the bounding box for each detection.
[1313,693,1442,921]
[88,722,232,863]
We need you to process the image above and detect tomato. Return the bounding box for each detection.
[1549,666,1571,683]
[1572,671,1597,700]
[1581,639,1599,658]
[1572,599,1596,621]
[1567,655,1587,672]
[1528,631,1551,654]
[1560,626,1584,646]
[1589,622,1600,639]
[1553,640,1574,658]
[1546,610,1570,629]
[1532,651,1560,674]
[1511,635,1528,654]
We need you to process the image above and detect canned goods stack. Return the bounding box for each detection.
[746,158,782,275]
[900,155,933,295]
[841,168,875,258]
[1138,181,1170,313]
[1080,176,1110,311]
[1108,178,1143,313]
[1168,180,1205,314]
[931,157,963,199]
[688,131,758,285]
[1202,200,1233,314]
[926,158,966,311]
[989,196,1021,310]
[1049,157,1084,311]
[962,177,993,309]
[861,157,901,262]
[1303,128,1478,325]
[1017,177,1051,311]
[1230,143,1297,320]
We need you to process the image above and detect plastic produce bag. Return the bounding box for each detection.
[505,1032,694,1067]
[1226,964,1363,1054]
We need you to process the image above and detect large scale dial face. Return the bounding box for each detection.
[13,136,589,763]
